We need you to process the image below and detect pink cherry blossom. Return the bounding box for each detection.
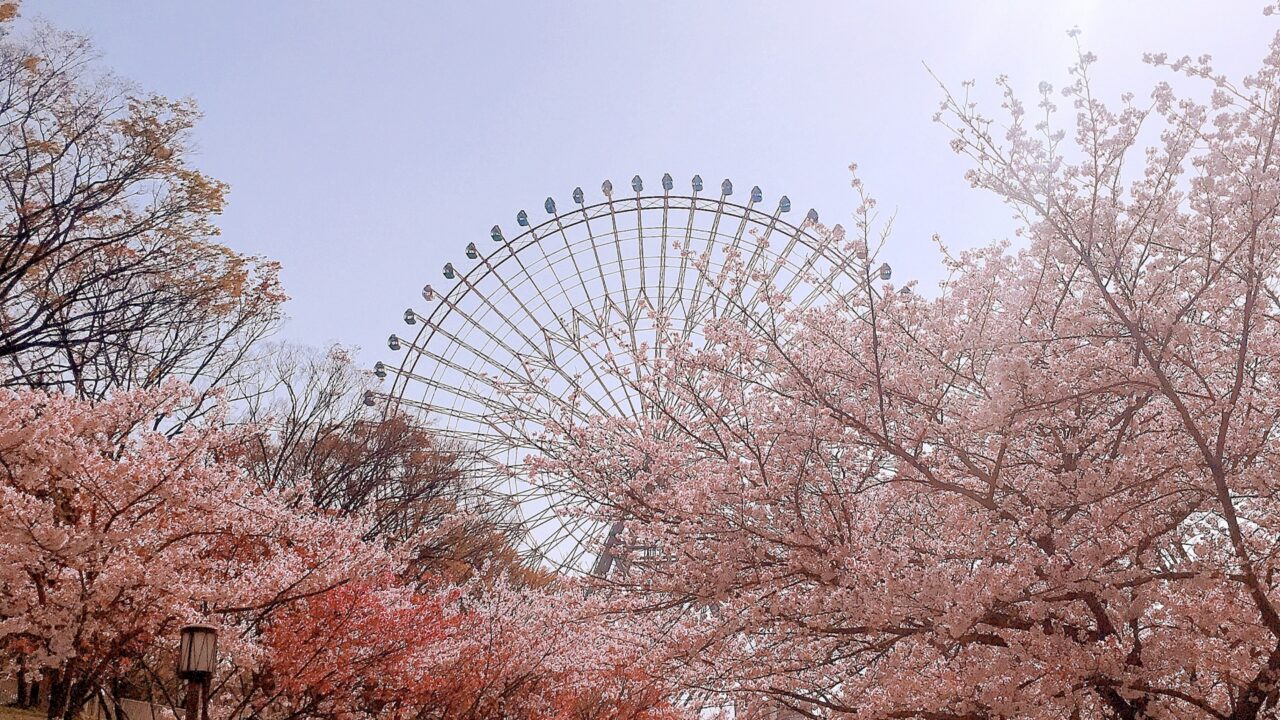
[537,25,1280,720]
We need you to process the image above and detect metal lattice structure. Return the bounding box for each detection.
[368,174,885,572]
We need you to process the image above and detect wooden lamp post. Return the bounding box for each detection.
[177,624,217,720]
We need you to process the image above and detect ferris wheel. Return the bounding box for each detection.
[367,174,886,573]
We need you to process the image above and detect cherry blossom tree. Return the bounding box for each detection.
[537,22,1280,720]
[0,379,685,720]
[0,382,392,719]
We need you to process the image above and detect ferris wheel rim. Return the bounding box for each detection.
[380,192,847,414]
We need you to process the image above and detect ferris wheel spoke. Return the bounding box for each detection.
[679,190,729,343]
[519,224,587,341]
[464,253,631,421]
[667,182,700,328]
[602,194,642,362]
[542,209,647,421]
[549,206,609,341]
[482,245,634,420]
[632,187,647,301]
[386,361,518,421]
[741,202,788,286]
[798,260,864,314]
[384,394,526,446]
[708,192,757,326]
[439,282,610,421]
[407,299,607,423]
[574,202,619,345]
[499,252,655,422]
[778,231,838,305]
[514,208,640,421]
[742,219,811,312]
[654,195,673,362]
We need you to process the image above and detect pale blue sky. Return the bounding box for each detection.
[27,2,1274,368]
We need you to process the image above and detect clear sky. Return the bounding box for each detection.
[24,1,1275,370]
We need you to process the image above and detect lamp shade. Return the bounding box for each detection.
[178,624,218,679]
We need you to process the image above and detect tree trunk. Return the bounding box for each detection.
[45,669,65,720]
[111,678,128,720]
[61,678,90,720]
[16,664,28,708]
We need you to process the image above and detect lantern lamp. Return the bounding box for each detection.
[177,624,217,680]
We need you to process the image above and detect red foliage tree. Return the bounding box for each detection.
[252,576,686,720]
[252,578,455,719]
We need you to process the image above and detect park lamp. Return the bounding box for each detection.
[177,624,217,680]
